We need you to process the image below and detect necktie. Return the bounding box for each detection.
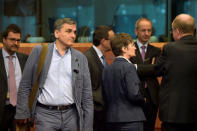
[141,46,147,88]
[141,45,146,61]
[101,55,107,67]
[9,56,17,106]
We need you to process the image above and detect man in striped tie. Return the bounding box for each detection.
[0,24,28,131]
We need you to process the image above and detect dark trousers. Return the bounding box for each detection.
[0,104,16,131]
[142,87,158,131]
[162,122,197,131]
[143,101,158,131]
[94,110,107,131]
[106,122,143,131]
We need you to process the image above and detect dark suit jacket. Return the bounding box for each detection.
[102,57,146,122]
[0,49,28,122]
[84,47,104,111]
[130,42,161,106]
[155,35,197,123]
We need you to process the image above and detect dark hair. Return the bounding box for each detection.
[54,18,76,31]
[2,24,21,39]
[111,33,133,56]
[93,25,112,46]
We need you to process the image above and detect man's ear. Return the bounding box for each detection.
[176,28,183,39]
[135,28,138,36]
[100,38,105,43]
[100,38,106,47]
[121,46,127,53]
[2,38,6,43]
[54,30,59,39]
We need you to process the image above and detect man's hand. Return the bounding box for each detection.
[151,57,155,64]
[144,98,147,103]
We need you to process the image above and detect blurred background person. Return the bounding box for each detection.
[84,25,114,131]
[0,24,28,131]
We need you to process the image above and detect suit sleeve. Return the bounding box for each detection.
[81,56,94,131]
[15,46,41,119]
[137,64,156,77]
[124,65,145,105]
[155,44,168,76]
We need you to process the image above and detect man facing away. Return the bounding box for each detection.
[15,18,93,131]
[155,14,197,131]
[84,25,114,131]
[130,18,161,131]
[0,24,28,131]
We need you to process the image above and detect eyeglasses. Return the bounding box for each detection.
[7,38,21,43]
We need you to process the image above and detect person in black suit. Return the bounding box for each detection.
[84,25,114,131]
[130,18,161,131]
[155,14,197,131]
[0,24,28,131]
[102,33,146,131]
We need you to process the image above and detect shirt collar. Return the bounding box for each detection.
[93,45,104,58]
[116,56,132,64]
[54,43,70,56]
[136,39,148,48]
[2,48,17,58]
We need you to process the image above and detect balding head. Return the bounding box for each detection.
[172,14,195,34]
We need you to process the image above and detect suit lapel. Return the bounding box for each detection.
[145,44,152,59]
[0,49,8,82]
[144,44,154,64]
[16,52,25,71]
[130,42,144,64]
[89,47,103,70]
[41,43,53,82]
[71,48,80,88]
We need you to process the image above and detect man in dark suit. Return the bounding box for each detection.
[155,14,197,131]
[84,25,114,131]
[0,24,28,131]
[130,18,161,131]
[102,33,145,131]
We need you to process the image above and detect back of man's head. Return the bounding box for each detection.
[172,14,195,34]
[93,25,112,46]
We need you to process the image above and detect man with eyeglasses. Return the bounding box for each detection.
[0,24,28,131]
[130,18,161,131]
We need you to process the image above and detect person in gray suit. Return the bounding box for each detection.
[0,24,28,131]
[102,33,146,131]
[84,25,114,131]
[15,18,93,131]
